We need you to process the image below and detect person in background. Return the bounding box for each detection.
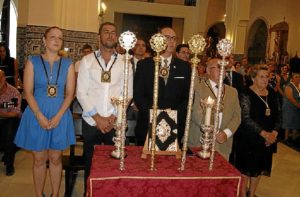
[76,22,133,195]
[275,63,291,140]
[176,43,190,62]
[131,39,147,72]
[14,26,76,197]
[267,61,278,91]
[240,56,249,76]
[127,39,147,143]
[75,44,93,80]
[281,64,300,142]
[0,70,21,176]
[230,64,279,197]
[234,61,242,73]
[0,42,20,88]
[244,65,254,88]
[116,42,126,54]
[189,58,241,160]
[224,55,245,94]
[276,63,290,105]
[196,60,207,82]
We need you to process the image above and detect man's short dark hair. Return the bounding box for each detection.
[176,44,189,53]
[98,22,117,35]
[82,44,92,50]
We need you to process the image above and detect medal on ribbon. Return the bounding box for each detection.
[40,55,62,98]
[159,67,169,79]
[47,85,57,97]
[94,52,117,84]
[265,108,271,116]
[101,71,111,83]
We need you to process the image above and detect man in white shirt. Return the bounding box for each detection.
[76,22,133,194]
[189,58,241,160]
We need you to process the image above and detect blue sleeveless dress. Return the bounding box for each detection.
[282,83,300,130]
[15,55,75,151]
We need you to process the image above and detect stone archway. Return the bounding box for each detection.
[247,19,268,64]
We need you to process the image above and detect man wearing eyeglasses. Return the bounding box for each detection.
[133,27,191,148]
[189,58,241,160]
[176,44,191,62]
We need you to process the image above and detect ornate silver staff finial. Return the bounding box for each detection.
[188,34,206,55]
[150,33,167,53]
[216,38,233,57]
[119,31,137,51]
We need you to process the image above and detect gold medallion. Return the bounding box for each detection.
[101,71,111,83]
[265,108,271,116]
[47,85,57,97]
[159,67,169,79]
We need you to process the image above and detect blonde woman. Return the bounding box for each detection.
[15,26,75,197]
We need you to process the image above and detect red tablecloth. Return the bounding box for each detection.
[87,146,241,197]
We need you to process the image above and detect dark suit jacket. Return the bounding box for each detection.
[224,71,245,94]
[133,57,191,145]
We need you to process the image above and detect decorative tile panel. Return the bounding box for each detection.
[17,25,98,69]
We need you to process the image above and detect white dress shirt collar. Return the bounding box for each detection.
[208,79,232,139]
[209,79,218,96]
[160,55,172,67]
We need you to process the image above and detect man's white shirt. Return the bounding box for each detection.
[76,51,133,126]
[208,79,232,139]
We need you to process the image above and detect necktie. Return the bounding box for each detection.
[132,59,135,76]
[226,71,232,86]
[163,59,169,84]
[164,59,168,68]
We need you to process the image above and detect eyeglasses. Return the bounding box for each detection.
[164,35,177,42]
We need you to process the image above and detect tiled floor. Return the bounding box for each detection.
[0,143,299,197]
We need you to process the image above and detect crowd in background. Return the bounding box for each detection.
[0,23,299,197]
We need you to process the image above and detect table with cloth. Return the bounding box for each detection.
[87,145,241,197]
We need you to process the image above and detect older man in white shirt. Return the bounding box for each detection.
[76,22,133,195]
[189,58,241,160]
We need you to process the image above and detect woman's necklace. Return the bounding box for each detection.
[251,86,271,116]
